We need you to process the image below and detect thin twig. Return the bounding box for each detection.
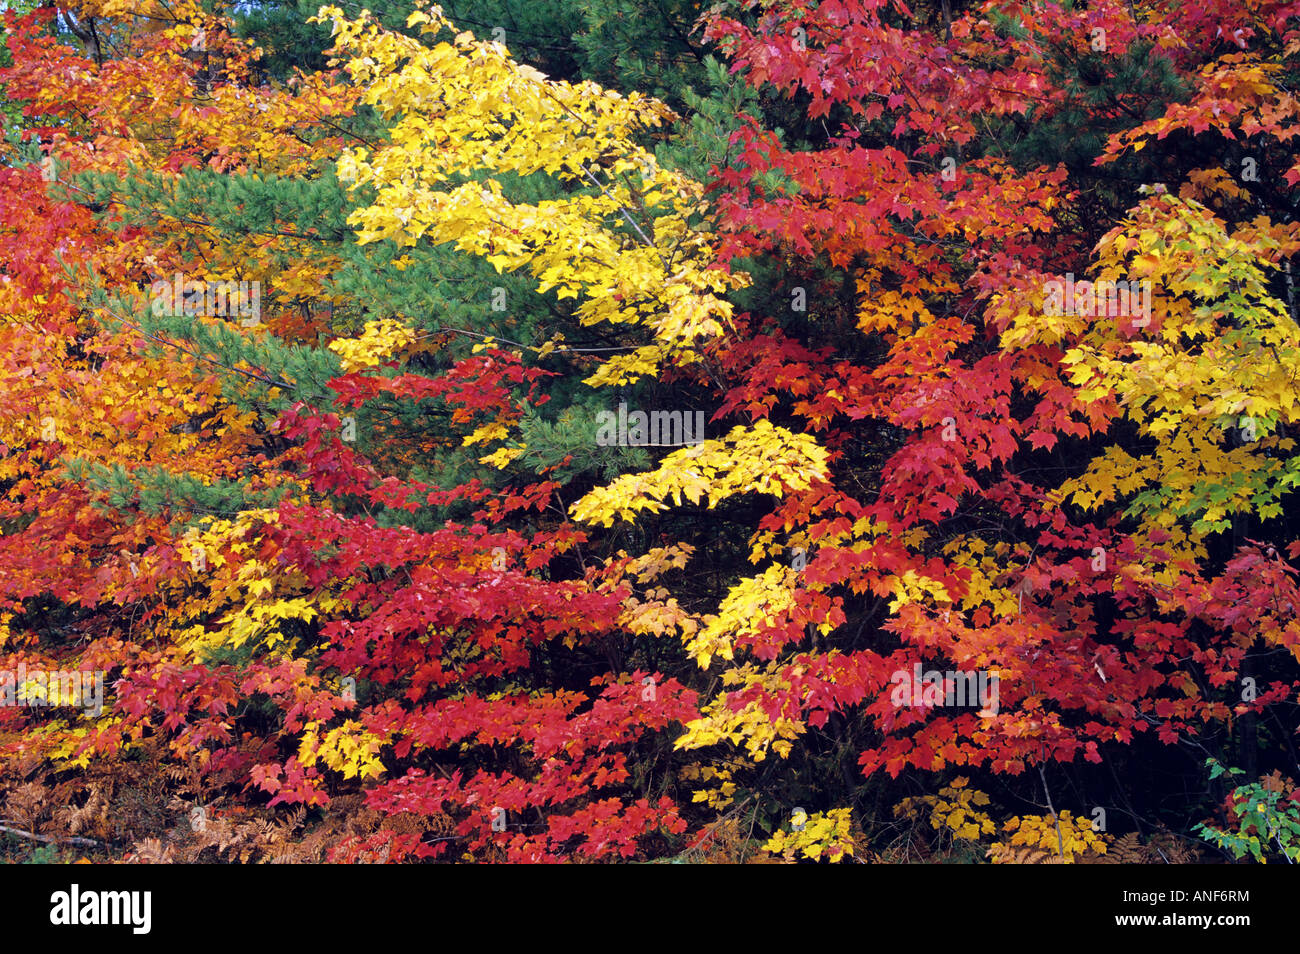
[1037,765,1066,860]
[0,824,103,849]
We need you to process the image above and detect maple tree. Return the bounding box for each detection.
[653,0,1300,857]
[0,0,1298,865]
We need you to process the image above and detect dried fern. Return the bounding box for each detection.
[986,844,1064,864]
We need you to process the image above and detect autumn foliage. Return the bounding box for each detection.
[1,0,1299,863]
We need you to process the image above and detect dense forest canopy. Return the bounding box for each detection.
[0,0,1298,865]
